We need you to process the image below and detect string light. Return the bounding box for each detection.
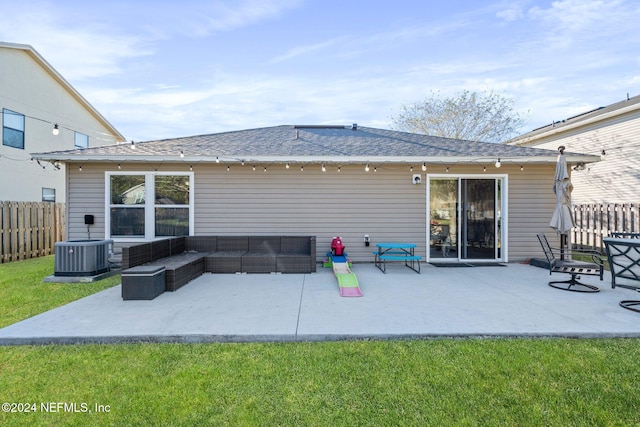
[300,165,304,172]
[216,156,220,163]
[520,165,524,171]
[322,164,326,172]
[130,140,136,150]
[118,163,121,170]
[180,150,184,158]
[495,158,501,168]
[3,110,122,143]
[78,165,82,172]
[252,165,256,171]
[286,163,290,169]
[422,162,427,171]
[365,163,370,172]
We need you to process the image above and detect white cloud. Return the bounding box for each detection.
[496,1,527,22]
[0,2,152,80]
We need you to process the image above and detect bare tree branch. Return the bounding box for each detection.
[391,90,526,143]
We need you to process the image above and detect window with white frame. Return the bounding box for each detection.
[107,172,193,239]
[2,109,25,149]
[74,132,89,149]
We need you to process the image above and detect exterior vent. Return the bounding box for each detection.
[54,239,114,276]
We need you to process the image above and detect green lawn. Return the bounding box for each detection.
[1,257,639,426]
[0,256,121,328]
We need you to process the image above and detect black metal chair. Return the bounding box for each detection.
[536,234,604,293]
[603,236,640,313]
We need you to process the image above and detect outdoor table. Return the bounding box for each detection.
[374,242,421,273]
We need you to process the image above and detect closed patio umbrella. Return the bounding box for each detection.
[549,146,574,258]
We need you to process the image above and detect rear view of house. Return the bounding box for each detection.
[33,125,599,265]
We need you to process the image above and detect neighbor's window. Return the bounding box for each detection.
[2,109,25,149]
[107,172,192,238]
[42,188,56,202]
[74,132,89,149]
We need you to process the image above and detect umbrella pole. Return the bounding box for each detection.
[560,233,567,260]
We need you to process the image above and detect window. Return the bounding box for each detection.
[2,109,25,149]
[74,132,89,149]
[42,188,56,202]
[107,172,193,239]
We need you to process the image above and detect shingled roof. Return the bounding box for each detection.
[32,125,600,165]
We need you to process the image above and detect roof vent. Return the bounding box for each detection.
[351,123,358,130]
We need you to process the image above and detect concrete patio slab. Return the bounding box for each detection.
[1,263,639,345]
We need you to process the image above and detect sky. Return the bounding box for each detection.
[1,0,639,142]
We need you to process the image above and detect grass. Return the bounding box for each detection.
[0,256,121,328]
[1,257,640,426]
[1,340,640,426]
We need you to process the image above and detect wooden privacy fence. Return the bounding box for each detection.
[1,201,65,263]
[572,203,639,250]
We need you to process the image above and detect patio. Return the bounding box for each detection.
[1,262,639,345]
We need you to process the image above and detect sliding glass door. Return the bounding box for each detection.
[429,176,504,261]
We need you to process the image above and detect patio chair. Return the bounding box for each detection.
[536,234,604,293]
[603,236,640,313]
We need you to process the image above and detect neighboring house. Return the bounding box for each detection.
[32,125,599,264]
[0,42,125,203]
[507,94,640,204]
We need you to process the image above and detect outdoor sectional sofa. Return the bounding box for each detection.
[121,235,316,292]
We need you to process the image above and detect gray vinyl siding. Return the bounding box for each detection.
[66,162,557,263]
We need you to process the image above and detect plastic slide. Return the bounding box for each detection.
[329,254,363,297]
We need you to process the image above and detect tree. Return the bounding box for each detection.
[391,90,525,143]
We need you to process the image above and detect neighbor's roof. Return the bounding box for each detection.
[0,41,125,142]
[32,125,599,165]
[508,94,640,146]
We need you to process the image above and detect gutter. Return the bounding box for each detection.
[31,154,601,166]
